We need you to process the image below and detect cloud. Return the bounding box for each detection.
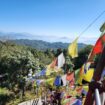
[78,36,99,44]
[0,31,99,44]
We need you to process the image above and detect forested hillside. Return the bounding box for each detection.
[10,39,86,50]
[0,40,92,105]
[0,40,92,84]
[0,41,54,85]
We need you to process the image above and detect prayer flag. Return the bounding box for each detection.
[58,52,65,68]
[68,37,78,58]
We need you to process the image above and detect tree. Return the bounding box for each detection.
[73,45,93,70]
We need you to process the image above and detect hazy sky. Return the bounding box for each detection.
[0,0,105,44]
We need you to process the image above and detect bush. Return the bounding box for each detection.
[0,88,15,105]
[25,81,32,90]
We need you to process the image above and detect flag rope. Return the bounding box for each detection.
[78,10,105,38]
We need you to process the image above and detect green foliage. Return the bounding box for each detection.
[0,40,93,105]
[25,81,33,91]
[0,88,14,105]
[0,41,53,88]
[73,45,93,70]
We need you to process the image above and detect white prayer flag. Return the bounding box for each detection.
[58,53,65,68]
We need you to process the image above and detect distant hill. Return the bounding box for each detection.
[10,39,86,50]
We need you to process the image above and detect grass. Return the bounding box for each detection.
[1,86,85,105]
[0,88,38,105]
[0,88,9,95]
[0,88,13,105]
[6,91,37,105]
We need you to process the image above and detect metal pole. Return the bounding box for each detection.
[95,88,101,105]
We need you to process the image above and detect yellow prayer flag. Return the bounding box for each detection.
[83,86,89,92]
[46,65,53,76]
[83,68,94,82]
[77,66,84,85]
[46,78,55,86]
[77,68,94,85]
[77,64,94,85]
[68,37,78,58]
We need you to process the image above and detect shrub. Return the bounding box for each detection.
[0,88,14,105]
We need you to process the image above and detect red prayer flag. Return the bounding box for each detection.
[50,58,58,68]
[66,97,77,105]
[66,72,75,87]
[88,34,105,61]
[76,86,83,94]
[92,34,105,54]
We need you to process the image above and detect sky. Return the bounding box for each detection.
[0,0,105,44]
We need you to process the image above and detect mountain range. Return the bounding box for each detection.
[10,39,86,50]
[0,31,86,50]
